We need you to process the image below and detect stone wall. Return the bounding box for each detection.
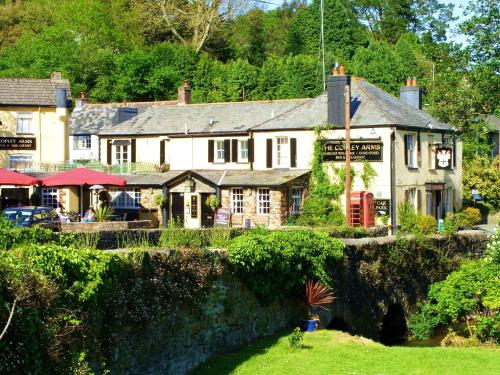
[95,259,303,375]
[61,220,151,233]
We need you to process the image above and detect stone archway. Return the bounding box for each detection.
[380,303,408,345]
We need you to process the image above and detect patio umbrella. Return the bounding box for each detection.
[0,169,37,186]
[40,168,127,215]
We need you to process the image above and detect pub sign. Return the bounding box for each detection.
[374,199,390,216]
[322,140,383,162]
[0,137,36,150]
[435,147,452,170]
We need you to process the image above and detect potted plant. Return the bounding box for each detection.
[205,195,220,213]
[302,280,335,332]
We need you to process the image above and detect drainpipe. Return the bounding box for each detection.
[391,127,397,234]
[162,184,169,227]
[249,131,254,171]
[38,107,42,163]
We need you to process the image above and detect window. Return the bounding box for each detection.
[239,140,249,162]
[109,188,141,208]
[16,112,33,134]
[405,188,417,210]
[115,145,128,164]
[428,135,435,169]
[215,141,225,162]
[8,155,32,170]
[406,134,416,168]
[42,188,59,208]
[73,135,91,150]
[257,188,270,214]
[291,188,302,215]
[276,137,289,167]
[231,188,244,214]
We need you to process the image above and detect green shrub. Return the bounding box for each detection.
[398,202,418,233]
[486,229,500,264]
[0,226,57,250]
[409,258,500,342]
[96,206,114,222]
[462,207,482,226]
[159,227,244,249]
[289,327,304,350]
[416,215,437,235]
[228,229,344,302]
[59,232,101,249]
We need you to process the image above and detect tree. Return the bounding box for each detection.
[139,0,256,53]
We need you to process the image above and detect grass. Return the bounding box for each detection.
[190,330,500,375]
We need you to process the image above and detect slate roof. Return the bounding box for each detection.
[122,169,310,187]
[70,101,175,135]
[252,78,451,131]
[486,115,500,132]
[99,99,308,136]
[0,78,71,107]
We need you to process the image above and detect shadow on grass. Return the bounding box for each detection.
[189,328,294,375]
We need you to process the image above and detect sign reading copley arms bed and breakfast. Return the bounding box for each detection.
[322,140,383,162]
[0,137,36,150]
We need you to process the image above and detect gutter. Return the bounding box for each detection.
[390,127,397,234]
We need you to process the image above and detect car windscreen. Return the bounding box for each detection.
[3,210,32,224]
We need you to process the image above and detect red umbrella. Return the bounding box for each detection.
[40,168,126,187]
[0,169,37,186]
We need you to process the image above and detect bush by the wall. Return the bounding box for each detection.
[416,215,437,235]
[462,207,482,226]
[398,202,418,234]
[227,229,344,302]
[0,226,57,250]
[159,227,244,249]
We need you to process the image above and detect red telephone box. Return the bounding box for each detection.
[350,191,375,228]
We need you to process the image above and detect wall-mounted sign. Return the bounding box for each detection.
[322,140,383,162]
[374,199,390,216]
[215,208,231,227]
[191,195,198,218]
[435,147,452,170]
[0,137,36,150]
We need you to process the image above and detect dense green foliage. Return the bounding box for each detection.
[409,230,500,343]
[463,156,500,211]
[228,229,344,303]
[192,330,500,375]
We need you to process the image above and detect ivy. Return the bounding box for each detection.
[360,161,377,190]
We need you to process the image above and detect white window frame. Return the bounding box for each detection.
[407,134,416,168]
[42,188,59,208]
[115,144,129,164]
[8,154,32,171]
[276,136,289,168]
[215,140,225,163]
[109,188,141,209]
[239,140,249,162]
[291,187,302,215]
[73,135,91,150]
[231,188,244,214]
[16,112,33,134]
[257,188,270,215]
[407,188,417,210]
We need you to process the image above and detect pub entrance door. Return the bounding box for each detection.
[200,193,214,228]
[171,193,184,226]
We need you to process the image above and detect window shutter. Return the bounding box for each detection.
[107,140,112,165]
[417,132,421,166]
[290,138,297,168]
[404,135,408,166]
[417,190,422,213]
[232,139,238,162]
[405,189,410,202]
[452,138,456,168]
[248,138,254,162]
[266,139,273,168]
[131,139,136,163]
[208,140,214,163]
[160,140,165,165]
[224,139,231,163]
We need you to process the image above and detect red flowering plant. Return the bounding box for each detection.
[305,280,336,320]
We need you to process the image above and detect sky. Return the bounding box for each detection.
[262,0,471,45]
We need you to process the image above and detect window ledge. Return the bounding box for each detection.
[407,167,419,170]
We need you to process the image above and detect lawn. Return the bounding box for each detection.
[190,330,500,375]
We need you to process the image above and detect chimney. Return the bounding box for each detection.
[55,87,69,115]
[400,77,422,110]
[327,64,351,127]
[178,80,192,105]
[51,72,62,80]
[75,91,88,109]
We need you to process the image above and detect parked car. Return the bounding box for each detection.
[3,206,61,231]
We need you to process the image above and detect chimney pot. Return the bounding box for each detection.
[411,77,417,86]
[339,64,345,75]
[178,80,192,105]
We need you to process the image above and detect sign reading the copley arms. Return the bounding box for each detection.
[322,140,383,162]
[0,137,36,150]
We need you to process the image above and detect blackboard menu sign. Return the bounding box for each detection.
[191,195,198,218]
[0,137,36,150]
[322,140,383,162]
[215,208,231,227]
[374,199,390,216]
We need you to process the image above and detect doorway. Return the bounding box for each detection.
[200,193,214,228]
[1,188,29,209]
[171,193,184,226]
